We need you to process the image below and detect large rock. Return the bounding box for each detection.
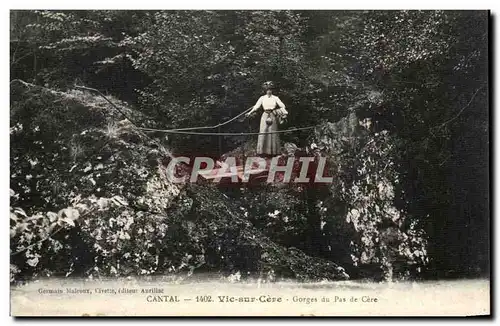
[169,184,349,281]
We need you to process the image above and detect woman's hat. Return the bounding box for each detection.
[262,81,274,90]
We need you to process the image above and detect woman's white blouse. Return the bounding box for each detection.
[252,95,288,115]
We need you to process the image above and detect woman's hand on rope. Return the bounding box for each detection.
[245,109,255,118]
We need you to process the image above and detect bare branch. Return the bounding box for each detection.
[434,85,486,130]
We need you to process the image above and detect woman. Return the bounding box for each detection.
[246,81,288,156]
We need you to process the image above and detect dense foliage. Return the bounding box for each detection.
[10,10,488,282]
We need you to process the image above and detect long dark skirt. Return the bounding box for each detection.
[257,111,280,155]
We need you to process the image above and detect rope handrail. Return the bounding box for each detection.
[137,126,317,135]
[75,84,318,136]
[76,85,255,132]
[75,85,138,127]
[171,107,253,131]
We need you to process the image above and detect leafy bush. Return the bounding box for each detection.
[10,191,118,280]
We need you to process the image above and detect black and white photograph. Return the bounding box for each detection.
[8,9,490,316]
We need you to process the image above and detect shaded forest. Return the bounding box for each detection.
[10,10,489,282]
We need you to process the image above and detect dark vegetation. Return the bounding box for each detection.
[10,10,489,283]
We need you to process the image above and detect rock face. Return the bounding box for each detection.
[10,84,349,282]
[168,184,349,281]
[10,83,185,280]
[10,83,178,214]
